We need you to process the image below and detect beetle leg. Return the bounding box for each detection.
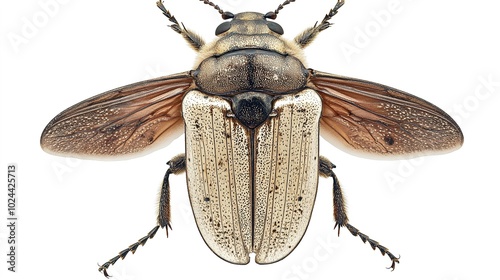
[319,156,348,233]
[294,0,345,48]
[156,1,205,51]
[344,224,400,271]
[319,156,346,230]
[319,156,400,270]
[97,226,160,278]
[97,154,186,278]
[158,154,186,236]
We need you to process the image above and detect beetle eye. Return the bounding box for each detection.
[215,21,231,35]
[267,21,284,35]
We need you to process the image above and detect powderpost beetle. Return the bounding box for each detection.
[40,0,464,276]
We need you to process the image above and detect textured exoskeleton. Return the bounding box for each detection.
[183,89,321,263]
[39,1,463,276]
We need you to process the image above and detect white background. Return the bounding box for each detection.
[1,0,499,280]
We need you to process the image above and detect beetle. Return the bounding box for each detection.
[40,0,464,277]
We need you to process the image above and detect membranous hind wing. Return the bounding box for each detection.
[41,72,194,159]
[308,70,464,159]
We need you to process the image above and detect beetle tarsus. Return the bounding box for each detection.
[386,252,400,271]
[98,262,111,278]
[97,225,160,277]
[345,223,400,270]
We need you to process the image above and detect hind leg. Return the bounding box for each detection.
[319,156,400,270]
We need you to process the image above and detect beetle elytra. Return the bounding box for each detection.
[40,0,464,276]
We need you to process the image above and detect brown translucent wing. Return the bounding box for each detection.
[41,72,194,159]
[309,70,464,159]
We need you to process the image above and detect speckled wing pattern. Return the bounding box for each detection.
[309,71,464,159]
[40,72,193,159]
[182,89,321,264]
[253,89,321,264]
[183,90,252,264]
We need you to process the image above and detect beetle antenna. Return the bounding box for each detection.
[264,0,295,20]
[156,1,205,50]
[98,225,161,278]
[198,0,222,16]
[293,0,345,48]
[275,0,296,18]
[198,0,234,19]
[318,0,345,30]
[156,1,182,33]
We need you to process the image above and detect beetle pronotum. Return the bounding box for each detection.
[40,0,464,277]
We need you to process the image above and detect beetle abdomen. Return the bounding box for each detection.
[182,89,321,264]
[193,49,308,95]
